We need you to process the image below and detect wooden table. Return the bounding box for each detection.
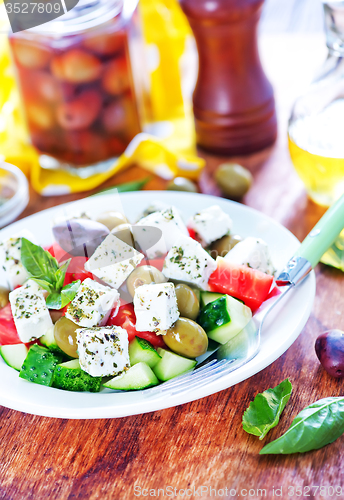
[1,34,344,499]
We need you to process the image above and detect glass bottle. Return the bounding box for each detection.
[288,0,344,206]
[8,0,149,177]
[179,0,277,156]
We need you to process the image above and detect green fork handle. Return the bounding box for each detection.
[295,193,344,268]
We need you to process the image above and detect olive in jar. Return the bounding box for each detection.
[54,317,79,358]
[215,163,253,198]
[164,318,208,359]
[175,284,200,320]
[127,266,167,298]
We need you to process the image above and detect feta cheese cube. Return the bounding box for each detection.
[77,325,129,377]
[136,200,169,222]
[9,280,53,343]
[136,206,188,258]
[163,235,217,290]
[84,234,144,289]
[65,278,119,328]
[187,205,233,246]
[224,237,275,275]
[134,282,179,333]
[0,230,35,290]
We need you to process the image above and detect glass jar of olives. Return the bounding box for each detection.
[9,0,150,176]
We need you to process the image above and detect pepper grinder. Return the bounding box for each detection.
[179,0,277,155]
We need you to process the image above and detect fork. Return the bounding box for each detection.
[144,193,344,400]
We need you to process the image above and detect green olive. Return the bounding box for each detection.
[209,234,242,259]
[95,211,128,231]
[164,318,208,358]
[215,163,253,198]
[175,284,200,320]
[166,177,198,193]
[111,223,135,247]
[0,286,9,309]
[127,265,167,297]
[54,317,79,358]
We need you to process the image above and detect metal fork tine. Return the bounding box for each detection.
[144,359,235,399]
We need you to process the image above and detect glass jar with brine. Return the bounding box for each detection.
[288,0,344,206]
[8,0,150,177]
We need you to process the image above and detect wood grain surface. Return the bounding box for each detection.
[1,14,343,500]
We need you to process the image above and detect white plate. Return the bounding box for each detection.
[0,192,315,419]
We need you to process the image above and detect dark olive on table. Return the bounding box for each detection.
[215,163,253,198]
[315,329,344,378]
[166,177,198,193]
[127,265,167,298]
[209,234,242,259]
[54,317,79,358]
[175,283,200,320]
[164,318,208,358]
[52,218,109,257]
[95,211,128,231]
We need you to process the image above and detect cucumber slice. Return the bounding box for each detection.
[40,326,64,355]
[153,348,196,381]
[200,291,224,308]
[19,345,64,386]
[0,344,29,371]
[197,295,252,344]
[53,359,102,392]
[129,337,161,368]
[103,362,159,391]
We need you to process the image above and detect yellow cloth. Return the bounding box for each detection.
[0,0,203,195]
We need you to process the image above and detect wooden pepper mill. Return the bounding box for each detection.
[179,0,277,155]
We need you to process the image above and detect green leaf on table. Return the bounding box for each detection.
[93,177,151,196]
[21,238,58,284]
[260,396,344,455]
[242,379,292,440]
[320,231,344,272]
[46,280,80,310]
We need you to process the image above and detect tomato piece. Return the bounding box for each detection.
[208,258,274,311]
[46,242,71,263]
[0,304,22,345]
[63,257,92,285]
[188,227,197,240]
[107,303,166,348]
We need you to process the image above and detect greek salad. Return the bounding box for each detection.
[0,202,276,393]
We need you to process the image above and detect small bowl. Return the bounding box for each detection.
[0,162,29,228]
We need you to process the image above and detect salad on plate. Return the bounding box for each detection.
[0,201,276,394]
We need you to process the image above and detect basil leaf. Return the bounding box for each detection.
[242,379,292,440]
[29,278,54,293]
[46,292,63,310]
[60,280,81,308]
[260,397,344,454]
[46,281,80,310]
[55,259,71,291]
[93,177,151,196]
[21,238,58,284]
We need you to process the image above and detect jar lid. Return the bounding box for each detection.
[0,162,29,228]
[25,0,137,36]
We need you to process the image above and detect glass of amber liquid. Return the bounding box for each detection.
[288,0,344,206]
